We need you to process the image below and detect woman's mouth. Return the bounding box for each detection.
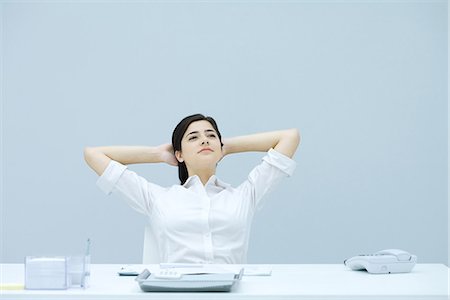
[198,148,213,153]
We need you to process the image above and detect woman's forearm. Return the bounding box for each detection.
[222,128,300,158]
[84,145,170,176]
[89,146,164,165]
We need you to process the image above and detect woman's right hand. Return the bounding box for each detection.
[159,143,178,166]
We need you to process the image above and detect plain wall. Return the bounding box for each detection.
[447,3,450,267]
[1,1,448,264]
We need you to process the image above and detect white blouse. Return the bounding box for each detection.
[96,148,296,264]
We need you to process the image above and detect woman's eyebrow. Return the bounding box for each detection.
[187,131,199,136]
[187,129,216,136]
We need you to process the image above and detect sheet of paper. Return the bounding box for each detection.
[158,264,272,276]
[242,266,272,276]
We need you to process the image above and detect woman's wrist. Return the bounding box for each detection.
[221,138,231,157]
[157,143,178,166]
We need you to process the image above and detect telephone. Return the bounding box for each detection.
[344,249,417,274]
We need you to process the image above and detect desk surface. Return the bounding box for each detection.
[1,263,448,300]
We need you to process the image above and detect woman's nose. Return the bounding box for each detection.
[201,140,209,145]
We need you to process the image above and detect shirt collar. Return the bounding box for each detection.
[183,175,231,189]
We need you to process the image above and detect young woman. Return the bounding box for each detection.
[84,114,300,264]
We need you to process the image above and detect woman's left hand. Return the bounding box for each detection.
[158,143,178,166]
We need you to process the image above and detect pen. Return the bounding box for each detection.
[0,283,24,290]
[82,238,91,288]
[85,238,91,257]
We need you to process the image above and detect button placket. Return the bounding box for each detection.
[202,192,214,262]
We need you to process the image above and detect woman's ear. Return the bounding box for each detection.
[175,150,184,163]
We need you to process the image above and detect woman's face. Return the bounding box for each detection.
[175,120,223,170]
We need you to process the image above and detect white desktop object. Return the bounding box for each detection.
[344,249,417,274]
[25,257,68,290]
[153,270,183,279]
[135,268,243,292]
[143,225,160,264]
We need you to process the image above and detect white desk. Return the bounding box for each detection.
[1,264,448,299]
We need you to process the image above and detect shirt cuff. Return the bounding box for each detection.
[96,160,128,195]
[262,148,297,176]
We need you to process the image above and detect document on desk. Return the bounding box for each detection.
[159,263,272,276]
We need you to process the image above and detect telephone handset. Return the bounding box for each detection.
[344,249,417,274]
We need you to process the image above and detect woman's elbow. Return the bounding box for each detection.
[83,146,101,164]
[83,146,94,158]
[286,128,301,145]
[274,129,300,158]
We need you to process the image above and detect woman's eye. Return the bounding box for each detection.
[188,136,197,141]
[208,134,216,138]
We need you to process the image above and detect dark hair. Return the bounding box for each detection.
[172,114,223,185]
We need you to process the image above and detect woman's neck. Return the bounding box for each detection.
[188,167,216,185]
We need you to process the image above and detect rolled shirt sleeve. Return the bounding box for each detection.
[96,160,164,216]
[262,148,296,177]
[240,148,297,211]
[96,160,127,195]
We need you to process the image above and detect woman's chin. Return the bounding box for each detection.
[194,158,220,167]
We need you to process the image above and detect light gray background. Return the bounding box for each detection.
[1,1,448,264]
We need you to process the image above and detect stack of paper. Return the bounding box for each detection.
[159,263,272,276]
